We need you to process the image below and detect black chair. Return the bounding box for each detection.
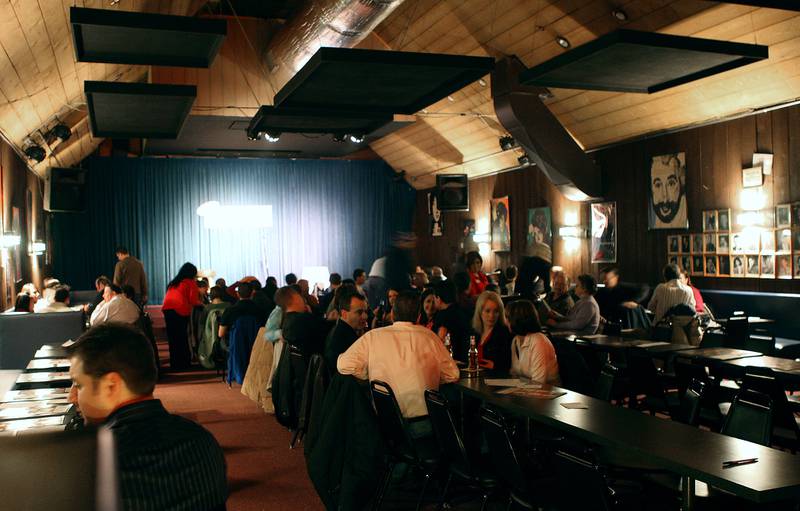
[724,316,749,350]
[479,407,552,510]
[739,368,800,450]
[721,389,773,446]
[292,354,326,448]
[370,380,439,511]
[552,448,642,511]
[287,345,308,448]
[674,379,706,426]
[626,349,679,415]
[424,389,496,509]
[746,334,776,356]
[553,340,594,395]
[594,363,619,402]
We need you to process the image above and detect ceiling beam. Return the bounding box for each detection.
[718,1,800,11]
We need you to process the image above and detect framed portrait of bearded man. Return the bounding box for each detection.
[648,152,688,230]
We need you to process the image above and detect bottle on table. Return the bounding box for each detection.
[468,335,478,371]
[444,333,453,358]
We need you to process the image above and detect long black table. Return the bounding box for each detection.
[457,377,800,509]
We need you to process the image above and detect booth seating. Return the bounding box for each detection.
[0,311,85,369]
[69,289,98,306]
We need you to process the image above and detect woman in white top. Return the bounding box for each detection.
[506,299,560,385]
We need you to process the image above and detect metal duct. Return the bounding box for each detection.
[492,57,602,201]
[264,0,405,96]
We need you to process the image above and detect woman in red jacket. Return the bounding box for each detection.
[466,251,488,298]
[161,262,201,371]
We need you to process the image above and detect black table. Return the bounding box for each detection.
[25,358,71,372]
[682,347,762,362]
[457,377,800,508]
[13,371,72,390]
[33,345,69,359]
[719,356,800,383]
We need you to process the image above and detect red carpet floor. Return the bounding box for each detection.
[151,339,323,511]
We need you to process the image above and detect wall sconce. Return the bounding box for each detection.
[558,225,587,253]
[0,233,21,248]
[739,188,767,210]
[473,233,490,243]
[474,218,491,255]
[28,241,46,256]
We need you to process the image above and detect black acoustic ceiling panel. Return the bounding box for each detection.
[85,81,196,139]
[520,30,768,94]
[273,47,495,114]
[247,106,392,137]
[70,7,226,67]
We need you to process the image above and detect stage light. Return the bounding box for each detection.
[28,242,46,256]
[24,145,46,163]
[347,133,365,144]
[0,233,20,248]
[247,132,259,141]
[499,136,515,151]
[556,36,571,49]
[49,124,71,142]
[518,153,530,166]
[538,89,554,101]
[332,134,346,143]
[196,201,273,229]
[264,131,281,143]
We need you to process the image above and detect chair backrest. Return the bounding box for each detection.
[626,348,665,399]
[745,334,775,356]
[673,356,709,396]
[553,341,593,394]
[741,368,798,435]
[552,449,613,511]
[424,389,471,473]
[675,379,706,426]
[370,380,416,460]
[724,316,749,349]
[594,364,617,402]
[298,354,325,431]
[721,389,773,446]
[478,407,529,496]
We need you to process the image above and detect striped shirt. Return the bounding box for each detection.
[647,279,696,324]
[105,399,227,511]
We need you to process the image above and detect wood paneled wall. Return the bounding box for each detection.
[414,103,800,293]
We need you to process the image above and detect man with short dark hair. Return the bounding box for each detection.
[218,281,266,338]
[547,274,600,335]
[337,290,459,435]
[353,268,367,296]
[432,280,471,360]
[280,285,329,360]
[324,287,368,369]
[648,263,696,324]
[318,273,342,315]
[67,323,227,510]
[113,246,148,305]
[285,273,298,286]
[38,286,77,313]
[89,284,141,326]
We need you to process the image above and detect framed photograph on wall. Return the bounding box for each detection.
[777,255,792,279]
[703,233,716,253]
[794,229,800,252]
[704,255,718,276]
[668,235,679,254]
[760,254,775,278]
[691,234,704,253]
[648,153,688,229]
[717,234,730,254]
[526,207,553,250]
[794,254,800,279]
[718,255,731,276]
[668,255,679,266]
[429,192,443,237]
[742,166,763,188]
[777,228,791,253]
[760,230,775,254]
[680,255,691,274]
[777,204,791,228]
[680,235,690,253]
[792,203,800,227]
[745,254,760,277]
[490,196,511,252]
[731,255,745,277]
[591,202,617,264]
[717,209,731,231]
[703,210,717,232]
[692,255,704,276]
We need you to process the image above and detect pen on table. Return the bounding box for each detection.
[722,458,758,468]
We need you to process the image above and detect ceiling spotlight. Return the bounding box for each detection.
[499,136,516,151]
[538,88,554,101]
[518,153,531,166]
[478,78,487,87]
[24,145,46,163]
[264,131,281,143]
[49,124,72,142]
[612,9,628,21]
[332,134,346,143]
[555,36,571,49]
[347,133,365,144]
[447,95,455,102]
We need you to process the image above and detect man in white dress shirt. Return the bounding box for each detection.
[647,263,696,324]
[337,290,459,437]
[90,284,141,326]
[38,286,84,313]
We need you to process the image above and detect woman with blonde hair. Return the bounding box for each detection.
[471,291,512,371]
[506,299,560,384]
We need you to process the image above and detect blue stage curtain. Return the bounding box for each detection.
[52,157,416,303]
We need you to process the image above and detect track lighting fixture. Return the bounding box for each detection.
[49,124,72,142]
[332,134,346,143]
[264,131,281,143]
[556,36,571,49]
[612,9,628,21]
[518,153,531,166]
[499,136,516,151]
[347,134,365,144]
[24,145,46,163]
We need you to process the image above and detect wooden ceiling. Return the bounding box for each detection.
[1,1,799,191]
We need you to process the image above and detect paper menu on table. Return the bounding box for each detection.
[484,379,543,389]
[496,387,566,399]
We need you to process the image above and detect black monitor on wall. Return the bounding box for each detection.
[436,174,469,211]
[44,167,87,213]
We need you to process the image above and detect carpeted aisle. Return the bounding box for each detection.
[152,343,323,511]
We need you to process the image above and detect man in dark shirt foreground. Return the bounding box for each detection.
[324,285,368,369]
[218,281,267,338]
[68,323,227,511]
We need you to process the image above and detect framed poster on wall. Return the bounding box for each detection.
[591,202,616,263]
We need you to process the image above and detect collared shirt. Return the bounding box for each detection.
[510,332,561,385]
[104,399,227,511]
[553,295,600,335]
[648,279,696,323]
[90,295,141,326]
[337,321,460,418]
[37,301,82,314]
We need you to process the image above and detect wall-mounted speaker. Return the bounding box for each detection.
[436,174,469,211]
[44,167,87,213]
